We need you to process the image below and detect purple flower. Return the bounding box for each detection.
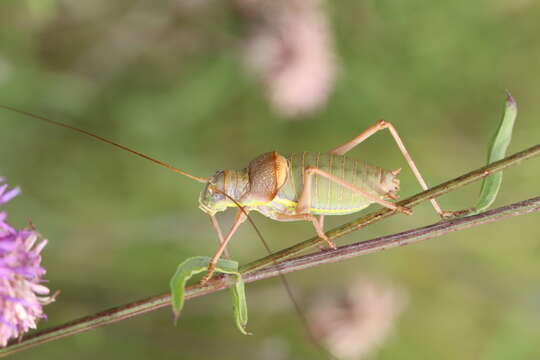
[0,178,55,347]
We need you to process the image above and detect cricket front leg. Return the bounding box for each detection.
[209,214,229,259]
[199,210,247,285]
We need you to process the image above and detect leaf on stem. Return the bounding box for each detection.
[169,256,251,335]
[472,92,518,214]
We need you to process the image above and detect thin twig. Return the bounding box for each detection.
[0,144,538,357]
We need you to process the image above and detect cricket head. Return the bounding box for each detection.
[198,169,250,215]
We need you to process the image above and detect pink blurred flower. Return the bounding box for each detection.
[0,178,54,347]
[237,0,337,117]
[307,279,407,360]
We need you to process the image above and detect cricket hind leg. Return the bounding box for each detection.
[291,166,412,250]
[296,166,412,216]
[330,119,454,218]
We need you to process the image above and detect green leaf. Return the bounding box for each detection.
[169,256,251,335]
[229,272,250,335]
[169,256,212,322]
[472,92,518,214]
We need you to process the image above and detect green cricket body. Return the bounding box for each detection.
[198,151,400,218]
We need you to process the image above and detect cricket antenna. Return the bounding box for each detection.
[0,104,209,184]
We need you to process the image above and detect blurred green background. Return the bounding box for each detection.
[1,0,540,359]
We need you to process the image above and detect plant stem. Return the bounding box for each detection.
[0,144,538,357]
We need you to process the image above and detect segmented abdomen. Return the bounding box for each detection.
[276,152,390,215]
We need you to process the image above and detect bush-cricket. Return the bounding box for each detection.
[0,106,454,285]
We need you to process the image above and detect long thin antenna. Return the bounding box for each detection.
[0,105,208,184]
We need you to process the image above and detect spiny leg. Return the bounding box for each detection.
[274,213,336,249]
[330,119,451,218]
[318,215,327,250]
[319,215,326,250]
[319,215,325,229]
[209,214,229,259]
[200,210,247,285]
[291,166,411,249]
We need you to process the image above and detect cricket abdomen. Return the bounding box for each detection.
[270,152,399,216]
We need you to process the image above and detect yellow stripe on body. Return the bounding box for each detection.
[223,197,369,215]
[272,197,369,215]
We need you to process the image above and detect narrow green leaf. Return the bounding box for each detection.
[169,256,212,322]
[169,256,250,334]
[229,273,251,335]
[473,92,518,214]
